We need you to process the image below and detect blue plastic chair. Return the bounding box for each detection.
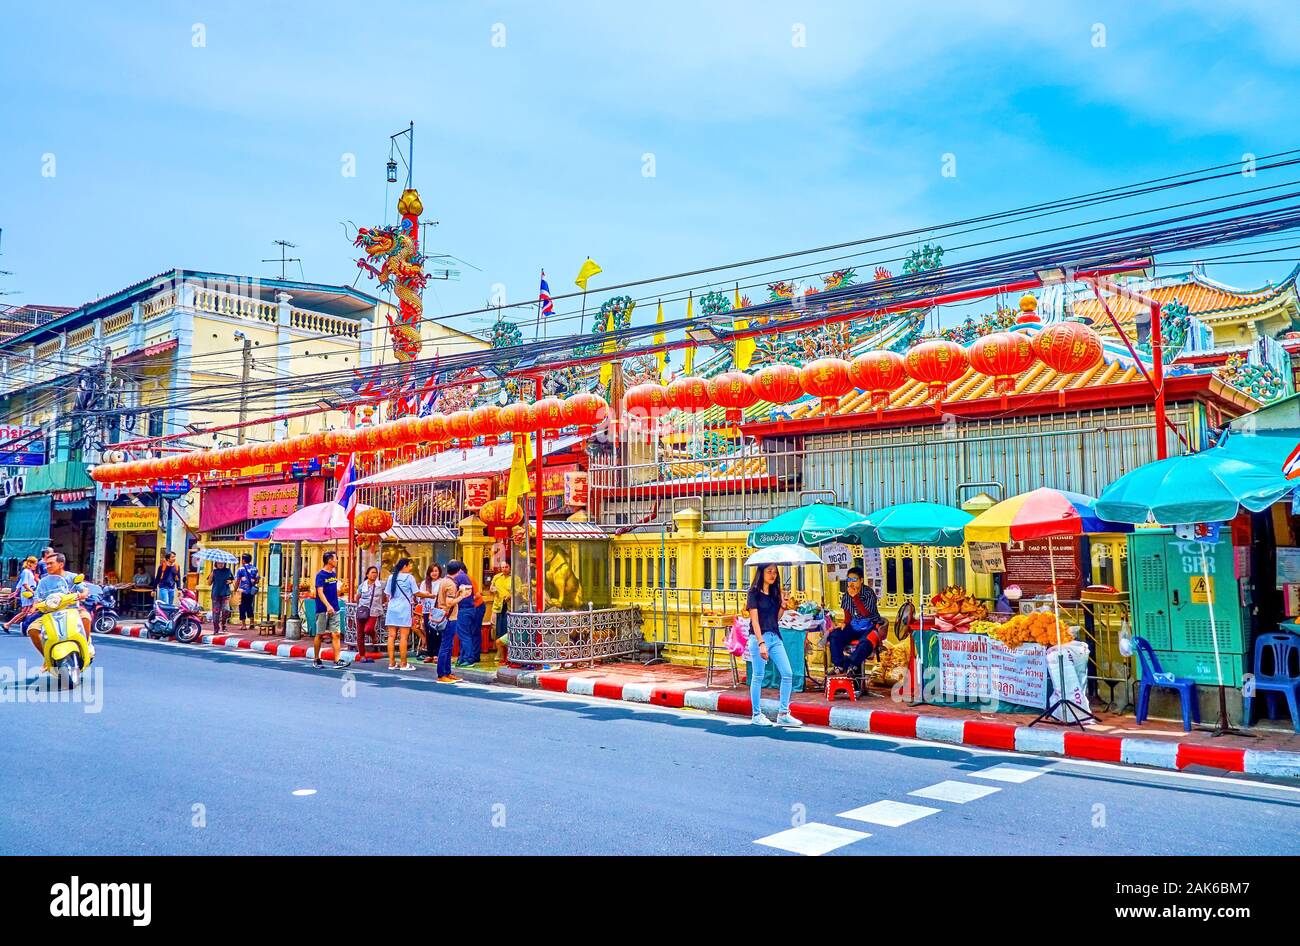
[1244,632,1300,733]
[1134,637,1199,732]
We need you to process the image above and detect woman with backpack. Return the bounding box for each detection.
[235,553,260,631]
[745,563,803,727]
[154,551,180,607]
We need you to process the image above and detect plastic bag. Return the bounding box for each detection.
[1046,640,1092,722]
[726,616,750,658]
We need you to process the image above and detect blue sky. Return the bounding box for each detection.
[4,0,1300,339]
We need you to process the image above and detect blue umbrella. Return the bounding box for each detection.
[243,519,285,541]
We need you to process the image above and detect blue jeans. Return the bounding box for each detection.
[828,622,884,670]
[456,604,483,665]
[748,631,792,717]
[437,615,456,676]
[157,587,175,606]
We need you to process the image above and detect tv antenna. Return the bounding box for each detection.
[262,240,303,280]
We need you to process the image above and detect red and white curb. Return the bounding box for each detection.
[528,671,1300,780]
[103,624,353,664]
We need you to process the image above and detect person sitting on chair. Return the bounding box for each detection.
[827,567,887,675]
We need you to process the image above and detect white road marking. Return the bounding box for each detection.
[910,780,1001,804]
[838,800,941,827]
[968,763,1052,784]
[292,789,317,796]
[754,822,870,856]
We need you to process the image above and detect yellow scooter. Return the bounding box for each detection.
[25,581,94,689]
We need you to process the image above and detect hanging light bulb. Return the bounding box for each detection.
[386,158,399,184]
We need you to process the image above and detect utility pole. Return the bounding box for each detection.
[234,331,252,444]
[89,344,113,582]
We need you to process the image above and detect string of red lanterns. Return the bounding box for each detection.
[92,322,1105,486]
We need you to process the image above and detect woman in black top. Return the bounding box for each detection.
[745,564,802,727]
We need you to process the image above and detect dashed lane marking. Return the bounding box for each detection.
[837,799,941,827]
[754,823,871,856]
[909,780,1001,804]
[968,763,1052,784]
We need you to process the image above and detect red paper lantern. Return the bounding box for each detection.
[968,332,1036,395]
[375,423,404,449]
[323,429,354,455]
[561,392,608,434]
[471,405,506,441]
[904,340,969,400]
[799,358,853,412]
[353,427,381,453]
[354,507,394,536]
[1034,322,1104,375]
[532,397,566,433]
[751,364,803,405]
[666,376,712,412]
[479,496,524,539]
[707,372,757,422]
[420,414,449,444]
[500,402,539,436]
[623,384,670,426]
[394,416,424,446]
[849,350,907,408]
[446,410,475,445]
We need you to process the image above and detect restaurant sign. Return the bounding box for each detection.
[465,478,493,510]
[563,471,589,507]
[247,484,298,520]
[109,507,160,532]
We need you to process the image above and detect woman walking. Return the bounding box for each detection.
[209,559,234,633]
[354,565,385,664]
[235,553,260,631]
[3,556,39,633]
[154,551,180,607]
[746,564,803,727]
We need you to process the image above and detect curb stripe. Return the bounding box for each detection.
[965,721,1018,751]
[1177,743,1246,772]
[869,711,920,739]
[1064,731,1124,763]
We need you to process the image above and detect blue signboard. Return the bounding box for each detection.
[0,425,46,467]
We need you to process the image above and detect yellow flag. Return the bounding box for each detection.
[682,293,696,374]
[505,431,534,519]
[733,284,754,371]
[653,301,666,380]
[575,257,602,291]
[598,311,616,387]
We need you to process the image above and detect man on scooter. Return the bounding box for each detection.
[27,553,91,658]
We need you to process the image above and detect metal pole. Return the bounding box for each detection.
[236,335,252,445]
[1149,300,1168,461]
[534,375,546,612]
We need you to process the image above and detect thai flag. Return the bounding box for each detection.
[335,453,358,519]
[539,271,554,318]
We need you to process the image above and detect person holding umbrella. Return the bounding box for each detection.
[746,562,803,727]
[209,559,234,633]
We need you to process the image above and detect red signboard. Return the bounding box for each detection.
[465,478,493,510]
[564,471,589,507]
[247,484,298,520]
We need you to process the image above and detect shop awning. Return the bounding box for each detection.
[1,494,52,561]
[353,434,584,487]
[385,524,458,542]
[530,520,608,540]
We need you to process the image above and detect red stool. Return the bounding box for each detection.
[825,675,856,702]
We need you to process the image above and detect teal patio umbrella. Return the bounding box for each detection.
[1096,438,1295,736]
[748,503,868,548]
[841,501,973,548]
[839,502,974,706]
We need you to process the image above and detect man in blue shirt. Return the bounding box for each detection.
[26,553,90,659]
[312,551,346,669]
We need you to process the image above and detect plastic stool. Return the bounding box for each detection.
[825,675,856,701]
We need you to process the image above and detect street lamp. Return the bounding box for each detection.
[386,158,399,184]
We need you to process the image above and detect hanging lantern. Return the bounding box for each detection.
[471,405,506,442]
[447,410,476,446]
[849,350,907,409]
[176,451,203,475]
[356,427,383,454]
[561,392,608,435]
[420,414,449,445]
[500,402,539,436]
[354,507,394,537]
[394,415,424,445]
[479,496,524,539]
[904,340,969,400]
[1035,322,1104,375]
[751,364,803,405]
[302,432,331,459]
[532,397,566,434]
[323,429,355,455]
[374,423,404,450]
[967,332,1036,395]
[799,358,853,412]
[666,376,712,413]
[623,383,671,427]
[707,371,757,422]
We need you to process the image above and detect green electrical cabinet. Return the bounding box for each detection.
[1126,529,1247,687]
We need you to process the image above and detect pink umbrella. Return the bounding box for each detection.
[270,501,371,541]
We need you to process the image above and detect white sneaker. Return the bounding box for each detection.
[751,713,774,726]
[775,712,804,727]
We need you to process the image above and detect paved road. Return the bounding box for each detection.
[3,633,1299,855]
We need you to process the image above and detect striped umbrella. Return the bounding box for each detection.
[194,548,238,565]
[965,488,1130,543]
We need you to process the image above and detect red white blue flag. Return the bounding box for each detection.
[335,453,358,519]
[539,270,554,318]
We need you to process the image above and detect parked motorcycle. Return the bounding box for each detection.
[29,587,94,689]
[81,582,119,635]
[144,587,204,644]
